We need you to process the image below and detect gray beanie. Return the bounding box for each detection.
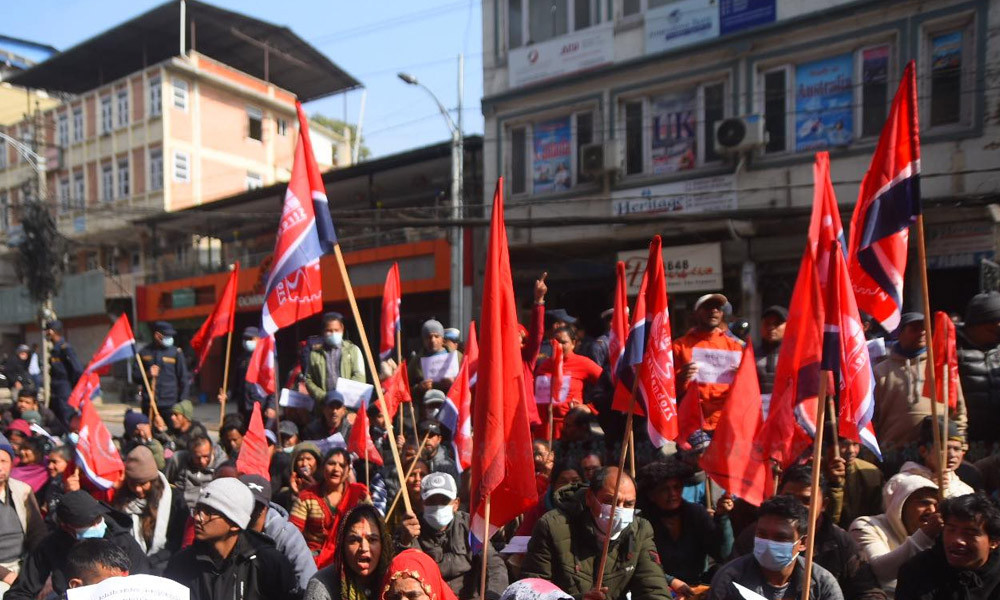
[196,477,254,529]
[422,319,444,337]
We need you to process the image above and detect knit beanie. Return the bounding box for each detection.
[0,433,14,460]
[421,319,444,338]
[125,445,159,483]
[196,478,253,529]
[123,409,149,435]
[171,400,194,421]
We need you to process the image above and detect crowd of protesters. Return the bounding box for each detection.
[0,282,999,600]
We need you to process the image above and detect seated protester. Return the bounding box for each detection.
[534,327,603,439]
[306,504,393,600]
[219,413,245,459]
[275,441,323,511]
[120,409,166,471]
[422,389,447,422]
[164,434,224,510]
[239,474,317,591]
[65,538,130,589]
[707,495,844,600]
[268,429,293,495]
[678,431,723,506]
[896,493,1000,600]
[380,548,457,600]
[732,465,886,600]
[638,458,734,587]
[515,462,583,539]
[823,429,885,530]
[164,478,300,600]
[290,448,369,568]
[12,437,48,493]
[13,388,62,436]
[977,454,1000,498]
[849,472,940,596]
[4,420,30,456]
[280,421,301,452]
[408,320,462,405]
[552,407,605,470]
[112,446,188,574]
[6,490,151,600]
[899,416,974,498]
[396,473,507,599]
[418,420,458,480]
[579,452,603,485]
[386,458,429,536]
[521,466,675,600]
[0,433,46,593]
[39,445,75,517]
[302,391,353,442]
[166,400,208,452]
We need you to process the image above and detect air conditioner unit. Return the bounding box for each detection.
[714,115,768,155]
[580,140,623,176]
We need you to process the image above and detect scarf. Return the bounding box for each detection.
[380,549,457,600]
[124,473,172,555]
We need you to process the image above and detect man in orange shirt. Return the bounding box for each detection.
[673,293,744,432]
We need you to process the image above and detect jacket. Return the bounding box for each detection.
[165,447,226,509]
[164,529,301,600]
[673,328,744,431]
[6,508,151,600]
[707,554,844,600]
[873,350,967,449]
[646,499,733,585]
[849,471,938,596]
[304,340,365,402]
[898,461,973,498]
[828,458,885,531]
[956,329,1000,445]
[48,339,82,400]
[403,510,507,600]
[896,540,1000,600]
[0,478,46,581]
[116,472,190,574]
[266,502,318,590]
[139,343,190,410]
[520,483,672,600]
[424,445,459,481]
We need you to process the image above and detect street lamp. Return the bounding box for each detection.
[398,58,465,331]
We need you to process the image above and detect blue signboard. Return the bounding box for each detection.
[532,117,573,193]
[795,53,854,151]
[720,0,776,36]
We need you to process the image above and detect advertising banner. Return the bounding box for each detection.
[532,116,573,193]
[645,0,719,55]
[795,53,854,151]
[651,89,698,174]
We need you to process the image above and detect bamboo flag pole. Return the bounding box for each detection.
[134,354,162,425]
[628,430,636,479]
[479,496,492,600]
[800,373,830,600]
[915,216,945,495]
[407,402,420,446]
[218,327,235,428]
[705,477,713,510]
[828,397,840,460]
[941,364,950,483]
[331,245,412,514]
[385,432,431,520]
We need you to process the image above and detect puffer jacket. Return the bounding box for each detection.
[265,502,317,590]
[521,483,672,600]
[899,461,973,498]
[957,329,1000,445]
[849,471,939,596]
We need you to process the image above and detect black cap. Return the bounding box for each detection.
[546,309,577,325]
[965,292,1000,326]
[242,326,260,339]
[278,421,299,437]
[762,305,788,322]
[238,474,272,507]
[897,312,925,328]
[153,321,177,336]
[322,311,345,323]
[324,390,345,408]
[918,415,963,447]
[366,402,382,418]
[57,491,106,528]
[44,319,63,333]
[419,420,442,436]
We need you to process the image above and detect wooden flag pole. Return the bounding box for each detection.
[479,495,492,600]
[800,373,830,600]
[941,367,950,481]
[628,429,636,479]
[915,215,946,494]
[218,327,235,428]
[331,244,412,514]
[365,455,370,490]
[385,432,431,520]
[705,477,713,510]
[546,400,555,446]
[827,397,840,460]
[407,402,420,446]
[135,355,162,425]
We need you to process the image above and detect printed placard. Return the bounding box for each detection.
[534,374,571,405]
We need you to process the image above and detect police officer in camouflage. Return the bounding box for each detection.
[139,321,190,419]
[43,320,82,427]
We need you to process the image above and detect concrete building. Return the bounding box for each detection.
[0,1,357,359]
[480,0,999,338]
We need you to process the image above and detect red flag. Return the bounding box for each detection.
[236,403,270,478]
[444,322,478,472]
[609,261,628,382]
[348,397,384,466]
[382,360,412,419]
[549,341,564,404]
[85,314,136,375]
[923,311,959,410]
[68,371,101,411]
[74,399,124,490]
[191,265,239,372]
[245,334,277,396]
[701,345,772,506]
[379,263,402,361]
[470,178,538,549]
[675,381,704,451]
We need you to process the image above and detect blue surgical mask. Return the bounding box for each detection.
[423,504,455,529]
[753,536,799,571]
[326,332,343,347]
[244,340,257,352]
[75,518,108,540]
[161,336,174,348]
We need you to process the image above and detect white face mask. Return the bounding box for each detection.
[244,340,257,352]
[597,503,635,540]
[423,503,455,529]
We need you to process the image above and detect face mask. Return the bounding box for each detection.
[597,503,635,540]
[423,504,455,529]
[161,336,174,348]
[753,537,799,571]
[282,446,294,454]
[75,518,107,540]
[326,332,343,347]
[424,407,440,420]
[244,340,257,352]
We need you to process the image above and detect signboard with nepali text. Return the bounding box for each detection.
[617,242,723,294]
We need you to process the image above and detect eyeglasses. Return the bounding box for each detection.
[193,506,222,523]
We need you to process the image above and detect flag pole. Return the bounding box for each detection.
[628,430,636,478]
[800,373,829,600]
[941,367,950,476]
[218,327,234,428]
[546,401,554,446]
[827,397,840,460]
[407,402,420,447]
[135,354,162,426]
[331,244,412,514]
[915,216,945,494]
[705,477,713,510]
[479,495,492,600]
[386,431,431,520]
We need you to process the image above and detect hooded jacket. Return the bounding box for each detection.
[899,461,974,498]
[849,472,939,596]
[520,483,672,600]
[896,539,1000,600]
[265,501,318,590]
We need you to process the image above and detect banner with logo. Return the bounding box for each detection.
[645,0,719,55]
[651,89,698,174]
[532,117,572,193]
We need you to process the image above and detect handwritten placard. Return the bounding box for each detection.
[691,347,742,384]
[421,352,459,382]
[534,374,570,405]
[279,388,314,411]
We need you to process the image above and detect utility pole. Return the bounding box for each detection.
[456,53,465,328]
[31,103,53,407]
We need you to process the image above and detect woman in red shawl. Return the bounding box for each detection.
[380,549,458,600]
[290,447,369,567]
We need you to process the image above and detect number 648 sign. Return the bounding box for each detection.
[617,242,723,294]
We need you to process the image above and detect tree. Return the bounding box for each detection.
[16,199,66,305]
[311,114,371,161]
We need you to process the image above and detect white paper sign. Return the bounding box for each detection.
[67,574,189,600]
[691,347,742,384]
[421,352,459,382]
[279,388,314,411]
[867,337,886,361]
[316,433,347,455]
[501,535,532,554]
[336,378,374,410]
[534,374,570,405]
[732,582,768,600]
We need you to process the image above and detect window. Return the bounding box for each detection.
[623,0,640,16]
[510,127,528,194]
[117,157,130,198]
[0,138,6,169]
[173,151,190,182]
[85,253,97,272]
[529,0,568,43]
[100,95,113,134]
[576,112,594,183]
[149,148,163,190]
[73,171,85,208]
[508,109,598,194]
[0,191,7,231]
[246,171,263,190]
[72,107,84,142]
[57,113,69,148]
[762,69,787,153]
[703,82,726,162]
[59,178,70,212]
[508,0,602,48]
[927,26,971,128]
[277,119,288,136]
[149,76,162,117]
[101,164,114,202]
[860,45,890,137]
[172,78,188,110]
[116,89,129,128]
[624,101,643,175]
[247,107,263,141]
[508,0,523,47]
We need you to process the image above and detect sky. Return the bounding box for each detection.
[2,0,484,159]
